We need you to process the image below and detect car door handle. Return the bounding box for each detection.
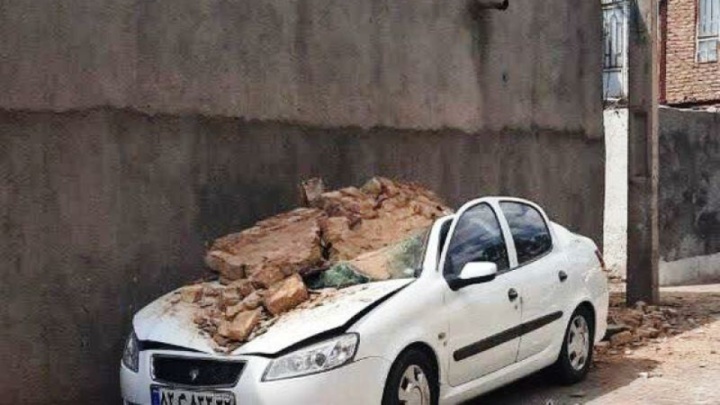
[559,271,568,282]
[508,288,519,301]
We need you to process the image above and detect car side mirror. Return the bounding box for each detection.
[448,262,498,291]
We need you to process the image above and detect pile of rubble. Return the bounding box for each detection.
[175,177,452,350]
[599,295,687,353]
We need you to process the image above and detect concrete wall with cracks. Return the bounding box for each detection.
[603,106,720,285]
[0,0,604,403]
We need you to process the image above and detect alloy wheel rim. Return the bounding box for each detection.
[567,315,590,371]
[397,364,431,405]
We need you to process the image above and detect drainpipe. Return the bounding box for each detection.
[473,0,509,10]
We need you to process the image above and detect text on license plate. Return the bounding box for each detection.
[151,386,235,405]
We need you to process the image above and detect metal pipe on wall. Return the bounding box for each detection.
[473,0,509,10]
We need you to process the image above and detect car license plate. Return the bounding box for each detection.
[151,386,235,405]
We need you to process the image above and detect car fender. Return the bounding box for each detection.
[562,237,609,346]
[348,277,450,384]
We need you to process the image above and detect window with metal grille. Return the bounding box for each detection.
[698,0,720,62]
[603,5,625,69]
[602,0,628,100]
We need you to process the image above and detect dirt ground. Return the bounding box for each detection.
[469,284,720,405]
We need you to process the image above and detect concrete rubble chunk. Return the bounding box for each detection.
[263,274,310,316]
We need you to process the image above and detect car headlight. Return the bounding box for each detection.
[263,333,359,381]
[122,330,139,373]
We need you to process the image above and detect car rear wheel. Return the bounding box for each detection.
[382,349,439,405]
[551,306,594,385]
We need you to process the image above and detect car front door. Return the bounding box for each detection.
[498,200,567,361]
[441,201,523,387]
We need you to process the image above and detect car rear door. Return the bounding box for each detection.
[498,200,568,361]
[441,201,523,387]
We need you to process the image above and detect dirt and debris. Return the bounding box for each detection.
[598,291,713,355]
[178,177,452,350]
[479,285,720,404]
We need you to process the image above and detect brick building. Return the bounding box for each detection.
[603,0,720,106]
[662,0,720,105]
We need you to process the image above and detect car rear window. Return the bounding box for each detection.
[500,202,552,265]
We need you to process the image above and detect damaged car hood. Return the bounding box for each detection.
[133,279,413,356]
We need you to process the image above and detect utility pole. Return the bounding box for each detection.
[626,0,660,305]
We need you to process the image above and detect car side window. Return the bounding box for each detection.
[443,203,509,277]
[500,202,552,265]
[436,219,452,268]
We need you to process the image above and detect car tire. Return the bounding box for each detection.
[381,348,439,405]
[551,306,594,385]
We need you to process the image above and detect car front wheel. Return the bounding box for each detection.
[552,306,594,384]
[382,348,439,405]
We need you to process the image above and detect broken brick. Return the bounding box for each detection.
[205,251,246,280]
[241,291,263,310]
[210,208,326,284]
[263,274,309,315]
[610,330,634,346]
[180,285,203,303]
[220,288,241,308]
[229,279,255,298]
[183,177,453,349]
[218,309,262,342]
[225,303,245,319]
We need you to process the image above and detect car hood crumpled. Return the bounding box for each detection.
[133,278,413,356]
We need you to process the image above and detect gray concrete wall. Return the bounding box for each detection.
[0,0,602,136]
[0,108,604,404]
[603,106,720,285]
[0,0,604,403]
[659,107,720,284]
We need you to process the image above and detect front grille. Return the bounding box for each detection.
[152,355,245,387]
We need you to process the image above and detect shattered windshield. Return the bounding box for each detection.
[307,227,431,289]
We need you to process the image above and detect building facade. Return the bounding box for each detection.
[603,0,629,101]
[663,0,720,105]
[602,0,720,106]
[601,0,720,284]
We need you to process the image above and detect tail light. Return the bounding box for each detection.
[595,249,607,272]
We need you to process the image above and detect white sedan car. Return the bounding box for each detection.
[121,197,608,405]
